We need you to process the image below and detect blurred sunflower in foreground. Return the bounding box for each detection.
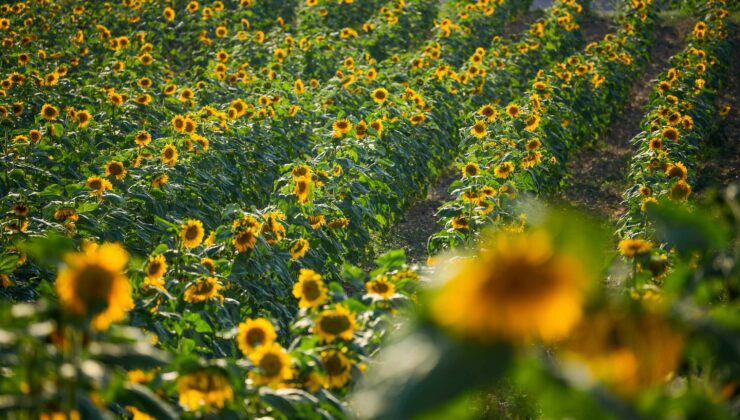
[431,228,590,342]
[55,242,134,330]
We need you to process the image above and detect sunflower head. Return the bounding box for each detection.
[314,305,356,342]
[249,343,294,386]
[322,350,352,389]
[177,369,234,411]
[237,318,277,355]
[431,229,590,343]
[366,276,395,300]
[617,238,652,257]
[292,269,328,309]
[462,162,480,178]
[55,242,133,330]
[180,219,205,249]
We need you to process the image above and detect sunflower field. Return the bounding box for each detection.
[0,0,738,418]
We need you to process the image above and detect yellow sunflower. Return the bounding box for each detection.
[494,162,514,178]
[371,88,389,104]
[55,242,134,330]
[290,238,310,260]
[183,277,223,304]
[145,254,167,281]
[250,343,294,386]
[332,119,352,137]
[470,121,487,138]
[105,160,127,181]
[505,103,521,118]
[292,269,328,309]
[366,276,395,300]
[462,162,480,178]
[177,369,234,412]
[232,228,259,253]
[180,219,205,249]
[322,350,352,389]
[561,309,684,397]
[431,229,589,342]
[294,176,311,204]
[237,318,277,355]
[314,305,356,342]
[86,176,113,196]
[617,238,652,257]
[40,103,59,121]
[135,131,151,147]
[161,144,178,167]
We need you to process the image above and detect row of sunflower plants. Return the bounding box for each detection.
[615,1,734,286]
[428,0,658,254]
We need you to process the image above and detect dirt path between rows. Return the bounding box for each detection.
[555,18,693,221]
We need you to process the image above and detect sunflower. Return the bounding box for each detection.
[135,131,151,147]
[86,176,113,196]
[177,369,234,412]
[462,162,480,178]
[105,160,127,181]
[322,350,352,389]
[505,103,520,118]
[470,121,487,138]
[232,228,258,253]
[409,113,426,125]
[369,119,384,137]
[617,238,652,257]
[308,215,326,229]
[478,104,498,121]
[494,162,514,178]
[250,343,294,386]
[180,219,205,249]
[561,309,684,397]
[371,88,389,104]
[451,216,469,231]
[661,127,679,142]
[163,6,175,21]
[145,254,167,281]
[40,104,59,121]
[526,138,542,151]
[648,137,663,151]
[54,207,78,222]
[669,180,691,201]
[29,130,43,142]
[432,229,588,342]
[314,305,356,342]
[664,162,688,180]
[161,144,178,167]
[292,269,328,309]
[291,164,311,180]
[294,79,305,95]
[75,110,92,127]
[172,115,186,132]
[294,176,311,204]
[55,242,134,330]
[290,238,310,260]
[183,277,223,303]
[151,174,169,188]
[524,114,541,131]
[366,276,395,300]
[332,119,352,137]
[237,318,277,355]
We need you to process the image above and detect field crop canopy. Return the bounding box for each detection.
[0,0,738,418]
